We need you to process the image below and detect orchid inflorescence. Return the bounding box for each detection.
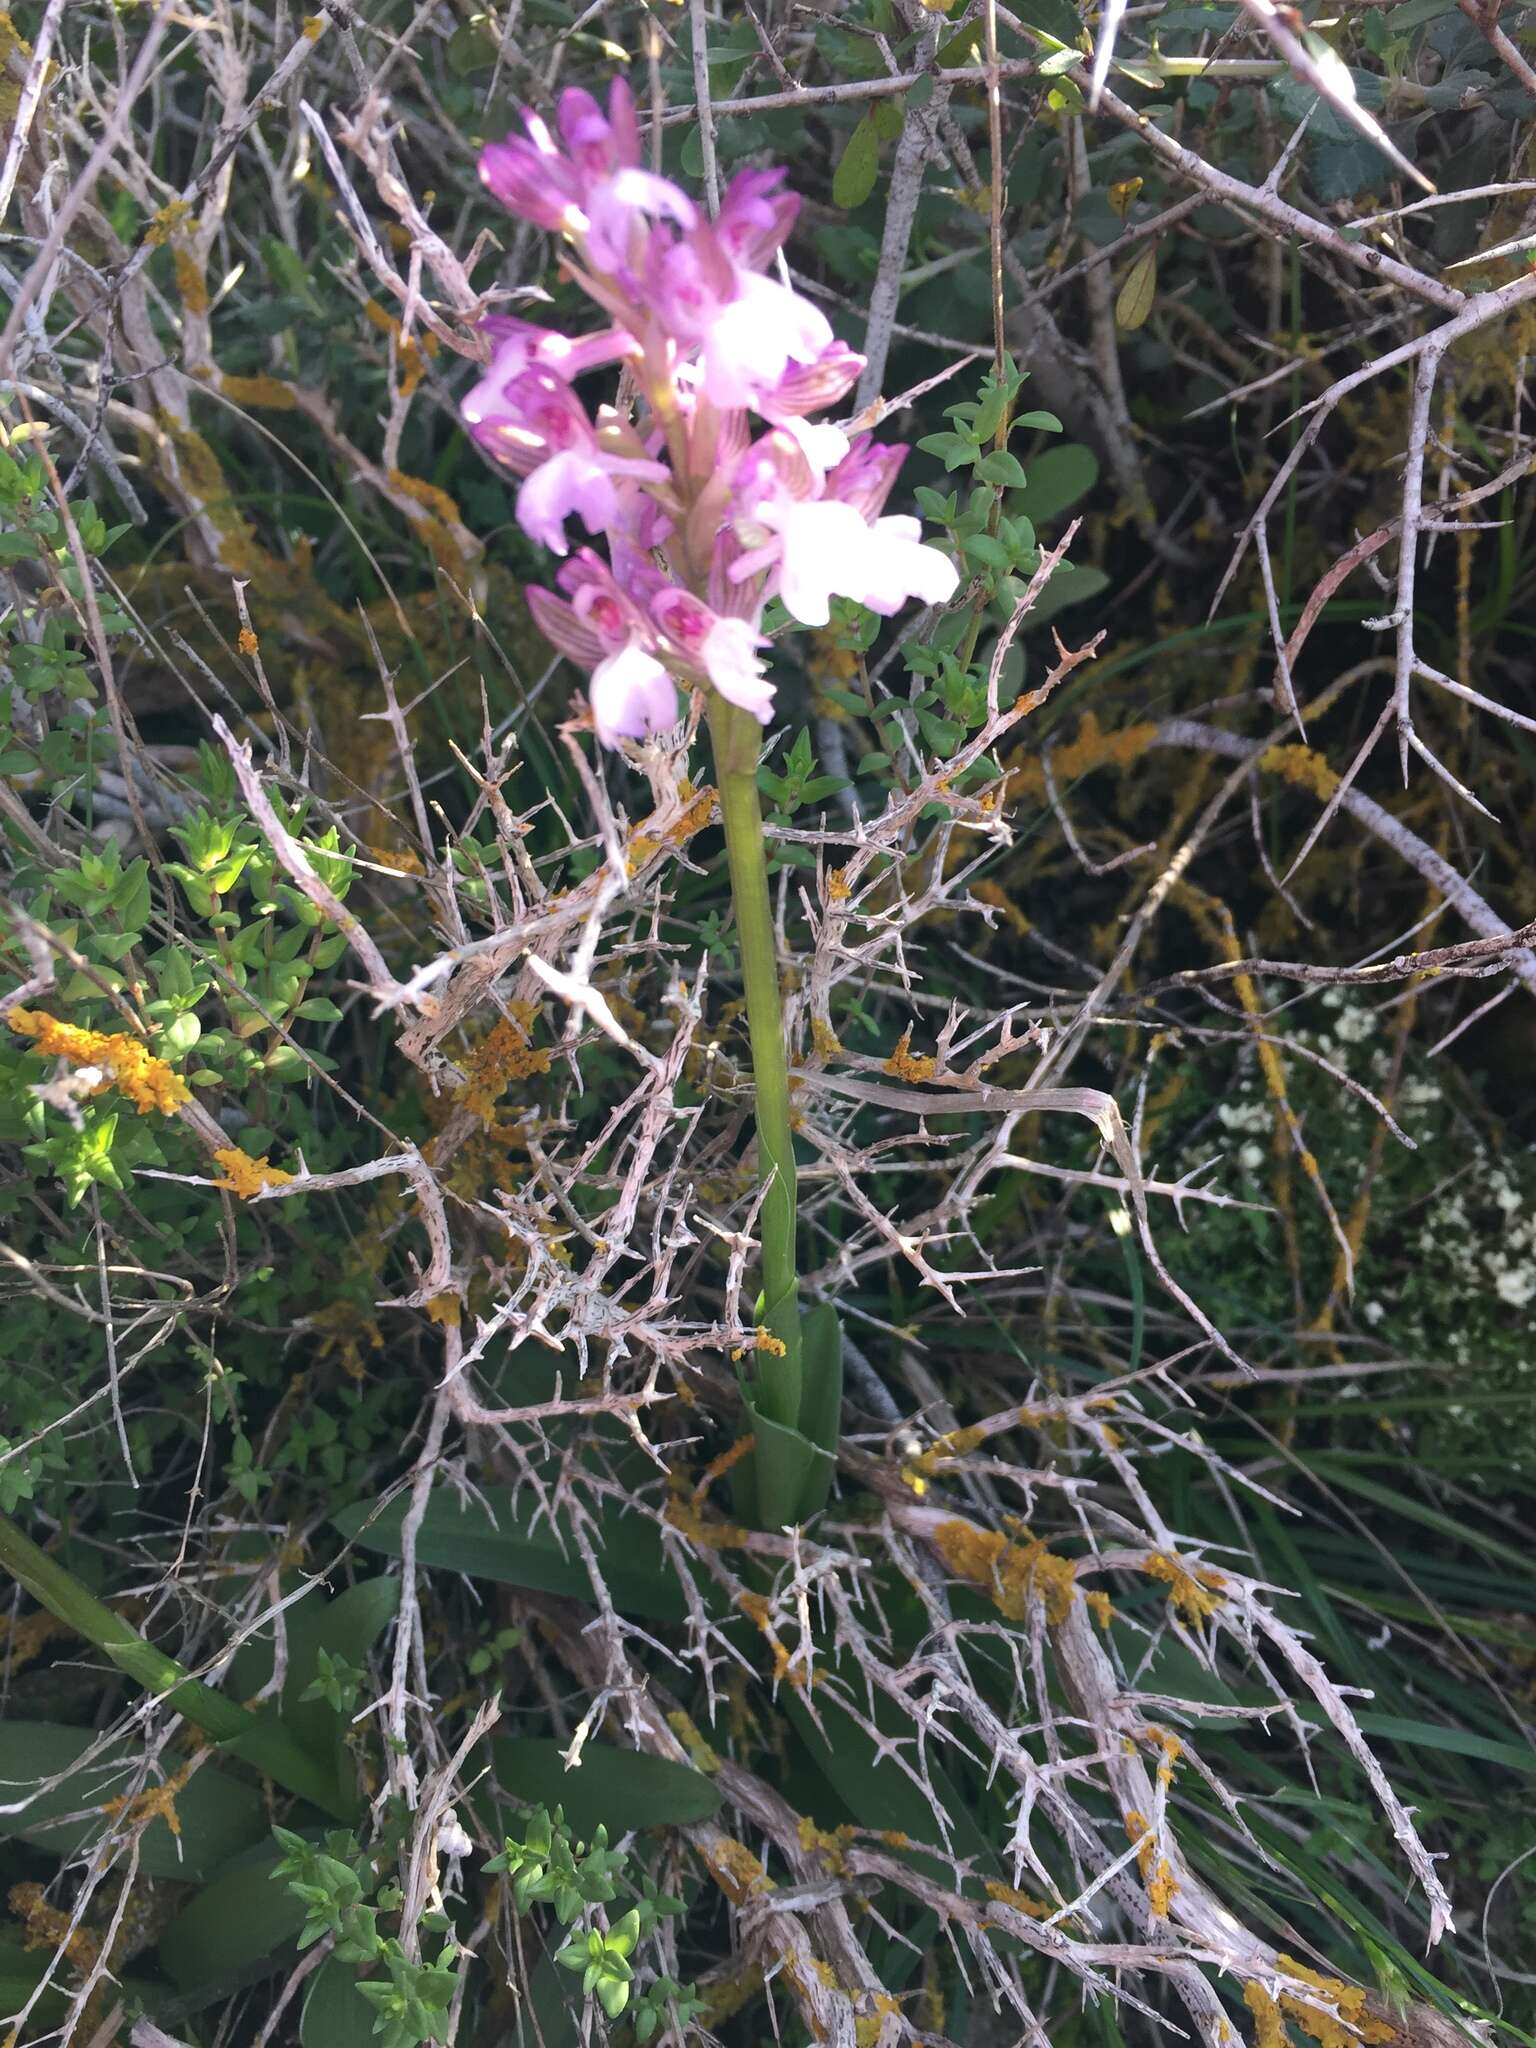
[464,79,960,746]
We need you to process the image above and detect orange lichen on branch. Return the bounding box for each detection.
[1148,1856,1178,1918]
[798,1818,857,1870]
[1002,712,1159,803]
[665,1708,721,1774]
[704,1835,775,1904]
[7,1007,190,1115]
[8,1882,99,1969]
[885,1028,937,1083]
[663,1486,748,1552]
[211,1147,294,1199]
[931,1517,1078,1625]
[99,1758,195,1838]
[364,300,439,396]
[1084,1589,1114,1630]
[0,1606,73,1670]
[854,1994,903,2048]
[1260,744,1342,804]
[983,1879,1053,1918]
[1244,1982,1290,2048]
[457,1007,549,1122]
[901,1424,987,1496]
[172,245,209,316]
[1276,1957,1398,2048]
[1124,1809,1155,1879]
[221,373,298,411]
[1143,1550,1227,1623]
[387,467,462,526]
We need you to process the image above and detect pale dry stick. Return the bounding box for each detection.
[1153,718,1536,995]
[1459,0,1536,98]
[689,0,721,216]
[853,7,949,413]
[1390,344,1445,782]
[0,0,66,226]
[655,56,1040,121]
[0,3,176,365]
[397,1697,502,1962]
[62,5,339,340]
[211,715,416,1014]
[381,1383,456,1809]
[1217,265,1536,625]
[1092,83,1462,312]
[1238,0,1433,190]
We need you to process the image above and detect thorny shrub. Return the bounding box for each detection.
[2,3,1536,2047]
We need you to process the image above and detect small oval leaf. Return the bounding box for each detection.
[832,116,881,211]
[1115,245,1158,332]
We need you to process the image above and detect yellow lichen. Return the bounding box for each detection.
[931,1517,1077,1624]
[885,1028,937,1083]
[705,1836,775,1904]
[853,1993,903,2047]
[1147,1856,1178,1918]
[237,626,260,655]
[143,198,192,248]
[828,866,852,902]
[99,1759,194,1838]
[663,1485,747,1552]
[211,1147,294,1199]
[220,372,297,411]
[172,245,209,316]
[1085,1589,1114,1630]
[7,1007,190,1116]
[665,1708,721,1774]
[1260,744,1342,804]
[1143,1550,1227,1623]
[983,1879,1052,1918]
[1124,1810,1155,1878]
[754,1325,786,1356]
[1276,1956,1397,2047]
[811,1016,843,1059]
[797,1818,857,1869]
[457,1009,549,1122]
[8,1882,98,1968]
[387,467,462,526]
[1244,1981,1290,2048]
[369,845,425,875]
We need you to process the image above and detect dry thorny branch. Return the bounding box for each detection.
[2,1,1534,2043]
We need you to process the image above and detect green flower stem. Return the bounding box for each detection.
[708,694,802,1431]
[0,1509,356,1820]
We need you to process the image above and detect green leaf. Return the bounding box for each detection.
[301,1956,379,2047]
[742,1402,835,1527]
[1016,442,1099,524]
[333,1490,688,1623]
[832,115,881,211]
[1114,245,1158,331]
[975,449,1031,490]
[1028,560,1111,625]
[490,1738,720,1837]
[157,1842,310,1989]
[0,1722,267,1881]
